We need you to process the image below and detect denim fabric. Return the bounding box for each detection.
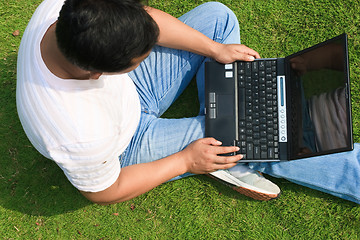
[122,2,360,204]
[123,2,240,180]
[248,144,360,204]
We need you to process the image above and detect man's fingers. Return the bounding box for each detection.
[231,51,259,62]
[245,45,261,58]
[213,154,244,165]
[213,145,240,155]
[236,45,261,59]
[200,137,222,146]
[215,44,261,64]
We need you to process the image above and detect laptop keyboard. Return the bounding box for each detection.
[236,60,279,160]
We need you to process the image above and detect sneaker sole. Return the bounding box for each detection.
[210,170,278,195]
[207,173,280,201]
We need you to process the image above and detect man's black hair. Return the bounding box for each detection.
[56,0,159,72]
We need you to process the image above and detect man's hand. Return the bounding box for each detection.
[211,42,261,64]
[145,7,260,64]
[81,138,242,205]
[180,138,243,174]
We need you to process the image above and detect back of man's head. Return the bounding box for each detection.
[56,0,159,73]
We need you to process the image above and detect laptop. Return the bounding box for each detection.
[205,33,353,162]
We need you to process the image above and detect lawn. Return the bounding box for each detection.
[1,0,359,239]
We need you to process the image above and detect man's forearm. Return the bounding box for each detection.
[80,138,242,205]
[81,151,188,205]
[145,7,221,59]
[145,7,260,64]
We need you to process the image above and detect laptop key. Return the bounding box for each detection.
[261,151,267,159]
[247,143,254,159]
[254,146,260,159]
[238,61,244,70]
[245,62,251,75]
[252,61,258,71]
[266,61,272,67]
[268,147,274,158]
[239,121,245,127]
[259,61,265,70]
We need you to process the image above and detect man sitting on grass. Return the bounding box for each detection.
[17,0,360,204]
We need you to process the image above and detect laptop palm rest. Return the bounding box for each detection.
[205,61,236,147]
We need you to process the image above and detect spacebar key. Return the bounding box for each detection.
[239,88,245,120]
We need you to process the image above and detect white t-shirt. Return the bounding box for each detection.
[16,0,141,192]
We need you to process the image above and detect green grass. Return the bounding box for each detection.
[1,0,360,239]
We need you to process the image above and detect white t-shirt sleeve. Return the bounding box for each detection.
[49,136,121,192]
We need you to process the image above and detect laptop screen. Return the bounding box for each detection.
[286,34,353,159]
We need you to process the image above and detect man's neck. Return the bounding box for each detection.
[40,23,99,80]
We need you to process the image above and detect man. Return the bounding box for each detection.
[17,0,360,204]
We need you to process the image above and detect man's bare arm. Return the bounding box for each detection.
[145,7,260,63]
[81,138,242,205]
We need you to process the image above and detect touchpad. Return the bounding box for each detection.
[217,94,234,117]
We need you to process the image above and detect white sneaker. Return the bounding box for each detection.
[208,169,281,201]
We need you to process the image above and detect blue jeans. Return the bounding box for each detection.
[124,2,360,204]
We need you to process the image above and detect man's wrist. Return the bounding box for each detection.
[173,149,191,175]
[208,41,223,60]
